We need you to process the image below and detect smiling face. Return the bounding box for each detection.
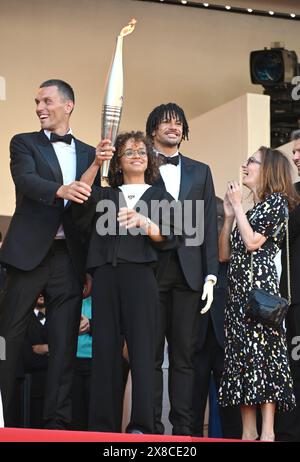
[152,115,183,152]
[292,138,300,177]
[35,85,74,134]
[119,138,148,181]
[242,150,262,191]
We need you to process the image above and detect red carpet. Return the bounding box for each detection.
[0,427,235,442]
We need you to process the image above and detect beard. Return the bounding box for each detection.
[36,299,45,308]
[160,137,180,148]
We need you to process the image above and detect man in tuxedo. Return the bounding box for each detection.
[146,103,218,435]
[0,79,95,429]
[276,129,300,441]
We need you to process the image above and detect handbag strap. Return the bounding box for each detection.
[250,215,291,305]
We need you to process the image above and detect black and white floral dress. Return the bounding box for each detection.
[219,192,295,411]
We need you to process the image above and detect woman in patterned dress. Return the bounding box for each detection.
[218,147,299,441]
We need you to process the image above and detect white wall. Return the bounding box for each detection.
[181,93,270,199]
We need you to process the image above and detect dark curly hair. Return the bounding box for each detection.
[108,131,159,187]
[146,103,189,146]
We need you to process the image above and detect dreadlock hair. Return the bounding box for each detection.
[146,103,189,146]
[108,131,159,188]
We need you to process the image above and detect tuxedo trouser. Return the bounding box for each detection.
[193,317,242,438]
[0,240,83,429]
[155,252,202,435]
[89,263,157,434]
[275,302,300,441]
[70,358,91,431]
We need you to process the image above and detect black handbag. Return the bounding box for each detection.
[245,215,291,329]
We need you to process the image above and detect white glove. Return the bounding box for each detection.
[200,280,214,314]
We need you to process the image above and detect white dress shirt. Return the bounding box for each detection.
[158,151,181,201]
[34,308,46,325]
[44,129,76,238]
[119,184,151,209]
[158,150,217,285]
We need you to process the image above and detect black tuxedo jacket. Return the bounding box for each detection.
[196,262,228,351]
[154,154,219,291]
[281,181,300,306]
[280,181,300,340]
[0,130,96,277]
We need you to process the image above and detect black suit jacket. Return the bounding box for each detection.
[73,185,177,270]
[0,131,96,278]
[196,262,228,351]
[280,181,300,335]
[281,181,300,305]
[155,154,219,291]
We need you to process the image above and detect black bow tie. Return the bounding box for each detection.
[37,311,45,321]
[50,133,73,145]
[158,154,179,166]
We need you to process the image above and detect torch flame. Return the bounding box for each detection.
[119,18,137,38]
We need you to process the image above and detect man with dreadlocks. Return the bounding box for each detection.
[146,103,218,435]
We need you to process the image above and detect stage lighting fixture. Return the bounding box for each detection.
[250,47,298,86]
[250,46,300,147]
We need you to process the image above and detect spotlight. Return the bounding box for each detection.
[250,46,300,147]
[203,2,209,6]
[250,47,298,85]
[247,8,253,13]
[225,5,231,10]
[269,11,274,15]
[290,13,296,18]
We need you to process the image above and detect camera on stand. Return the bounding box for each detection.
[250,44,300,147]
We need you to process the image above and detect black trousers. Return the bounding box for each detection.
[89,263,157,434]
[155,252,202,435]
[193,318,242,438]
[0,241,83,429]
[71,358,92,431]
[29,369,47,429]
[275,302,300,441]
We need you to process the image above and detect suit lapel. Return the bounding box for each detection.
[74,138,90,180]
[37,130,63,183]
[154,172,167,190]
[63,139,91,210]
[178,154,194,201]
[153,154,194,200]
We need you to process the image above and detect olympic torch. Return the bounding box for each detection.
[101,18,137,180]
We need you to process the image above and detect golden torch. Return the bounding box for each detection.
[101,18,137,180]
